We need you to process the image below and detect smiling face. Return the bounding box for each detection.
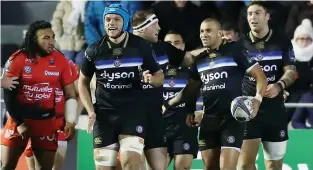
[247,4,270,33]
[105,14,124,38]
[200,20,222,48]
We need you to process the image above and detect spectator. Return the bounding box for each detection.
[51,0,86,66]
[286,19,313,120]
[221,22,240,42]
[84,1,143,45]
[152,1,218,50]
[291,91,313,129]
[285,1,313,39]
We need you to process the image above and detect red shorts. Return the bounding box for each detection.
[1,116,58,151]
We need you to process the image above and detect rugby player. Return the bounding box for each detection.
[238,2,297,170]
[132,9,204,170]
[1,20,77,170]
[162,31,199,169]
[164,18,268,170]
[78,4,164,170]
[24,61,80,170]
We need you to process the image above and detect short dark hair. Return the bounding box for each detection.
[131,9,154,27]
[221,22,239,33]
[165,30,184,42]
[21,20,52,58]
[247,1,269,13]
[202,18,221,29]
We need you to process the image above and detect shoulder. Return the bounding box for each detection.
[128,33,152,47]
[221,41,245,52]
[85,37,107,61]
[8,50,26,63]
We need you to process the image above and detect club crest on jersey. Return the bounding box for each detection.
[167,68,177,76]
[49,58,55,65]
[24,66,32,73]
[209,60,215,68]
[113,59,121,67]
[209,53,216,59]
[112,48,123,56]
[256,53,263,60]
[255,41,264,50]
[169,78,175,87]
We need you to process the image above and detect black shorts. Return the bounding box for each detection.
[244,102,289,142]
[144,101,166,150]
[166,121,198,158]
[199,116,244,151]
[93,105,147,149]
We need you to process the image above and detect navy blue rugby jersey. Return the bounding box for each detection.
[141,41,186,103]
[241,29,296,104]
[80,33,160,109]
[189,41,256,117]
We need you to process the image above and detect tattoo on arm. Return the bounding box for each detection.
[279,65,297,88]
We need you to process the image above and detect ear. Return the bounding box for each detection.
[266,13,270,21]
[218,31,223,37]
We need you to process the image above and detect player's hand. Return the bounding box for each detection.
[1,76,19,90]
[87,112,96,134]
[64,122,76,140]
[142,70,152,84]
[194,111,204,124]
[17,123,29,139]
[186,113,200,127]
[265,83,281,98]
[250,97,261,119]
[283,90,289,102]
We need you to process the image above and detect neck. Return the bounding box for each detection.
[251,25,269,39]
[109,32,126,44]
[209,37,224,50]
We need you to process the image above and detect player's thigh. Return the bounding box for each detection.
[173,154,194,170]
[262,141,287,170]
[238,138,261,168]
[118,135,145,168]
[52,141,68,170]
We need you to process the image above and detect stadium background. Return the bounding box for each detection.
[1,1,312,170]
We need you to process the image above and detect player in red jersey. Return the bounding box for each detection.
[23,60,80,170]
[0,20,78,170]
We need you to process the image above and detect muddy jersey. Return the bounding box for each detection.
[189,41,256,118]
[4,50,77,119]
[80,33,160,109]
[241,29,296,104]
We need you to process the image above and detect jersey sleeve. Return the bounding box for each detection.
[164,42,185,67]
[282,38,296,67]
[80,46,96,78]
[233,44,257,73]
[188,64,201,81]
[3,54,23,78]
[61,57,79,86]
[141,40,160,74]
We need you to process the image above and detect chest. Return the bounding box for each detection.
[164,67,188,89]
[20,57,62,85]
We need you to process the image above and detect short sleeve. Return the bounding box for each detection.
[164,42,185,67]
[188,64,201,81]
[233,44,257,73]
[61,58,79,86]
[141,40,160,73]
[80,46,96,78]
[282,39,296,67]
[4,54,23,78]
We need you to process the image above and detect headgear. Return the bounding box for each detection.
[103,4,130,32]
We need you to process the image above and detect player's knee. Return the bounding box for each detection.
[237,163,256,170]
[174,162,191,170]
[203,160,219,170]
[262,141,287,160]
[93,148,118,167]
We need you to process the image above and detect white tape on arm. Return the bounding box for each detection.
[255,93,263,103]
[65,98,78,124]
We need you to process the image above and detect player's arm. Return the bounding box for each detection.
[235,46,268,101]
[78,47,96,116]
[277,40,297,90]
[142,41,164,87]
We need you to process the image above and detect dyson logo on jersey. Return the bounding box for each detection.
[200,71,228,84]
[45,70,60,76]
[23,83,53,100]
[163,92,185,107]
[100,71,135,82]
[260,65,277,72]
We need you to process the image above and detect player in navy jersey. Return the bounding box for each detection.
[161,31,199,169]
[78,4,164,170]
[237,2,297,170]
[164,18,268,170]
[131,9,205,170]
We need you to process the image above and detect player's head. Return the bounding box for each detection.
[200,18,223,48]
[132,9,160,43]
[247,1,270,33]
[221,22,239,42]
[293,19,313,48]
[164,30,185,50]
[22,20,55,58]
[103,4,130,38]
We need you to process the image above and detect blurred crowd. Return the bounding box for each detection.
[3,0,313,129]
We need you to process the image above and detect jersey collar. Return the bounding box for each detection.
[249,29,272,43]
